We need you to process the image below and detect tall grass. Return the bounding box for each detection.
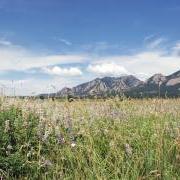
[0,97,180,179]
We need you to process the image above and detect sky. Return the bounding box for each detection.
[0,0,180,95]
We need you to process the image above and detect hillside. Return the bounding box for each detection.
[40,70,180,98]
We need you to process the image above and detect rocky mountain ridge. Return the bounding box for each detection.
[40,70,180,98]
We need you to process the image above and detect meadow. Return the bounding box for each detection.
[0,97,180,179]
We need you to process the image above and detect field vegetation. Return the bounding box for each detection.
[0,97,180,179]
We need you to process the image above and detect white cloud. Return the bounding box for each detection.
[0,77,79,96]
[53,37,72,46]
[42,66,83,76]
[172,42,180,56]
[59,38,72,46]
[90,50,180,79]
[0,39,12,46]
[146,37,166,49]
[144,34,156,42]
[0,37,180,95]
[0,45,86,71]
[87,63,129,76]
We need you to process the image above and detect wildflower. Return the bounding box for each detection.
[7,144,13,151]
[42,130,50,142]
[4,120,10,132]
[71,142,76,148]
[109,141,115,147]
[59,137,66,144]
[22,120,28,128]
[55,126,65,144]
[40,157,53,169]
[27,151,31,158]
[6,144,13,155]
[124,143,133,157]
[37,121,46,139]
[27,147,35,158]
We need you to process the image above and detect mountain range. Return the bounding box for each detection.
[40,70,180,98]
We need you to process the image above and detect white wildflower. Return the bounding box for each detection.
[4,120,10,132]
[125,143,133,157]
[7,144,13,151]
[71,142,76,148]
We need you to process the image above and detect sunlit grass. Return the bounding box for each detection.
[0,97,180,179]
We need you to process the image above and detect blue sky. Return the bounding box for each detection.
[0,0,180,95]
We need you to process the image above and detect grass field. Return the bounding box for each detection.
[0,97,180,179]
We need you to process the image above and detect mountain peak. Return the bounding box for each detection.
[57,87,72,97]
[56,75,142,97]
[40,70,180,98]
[166,70,180,87]
[146,73,166,85]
